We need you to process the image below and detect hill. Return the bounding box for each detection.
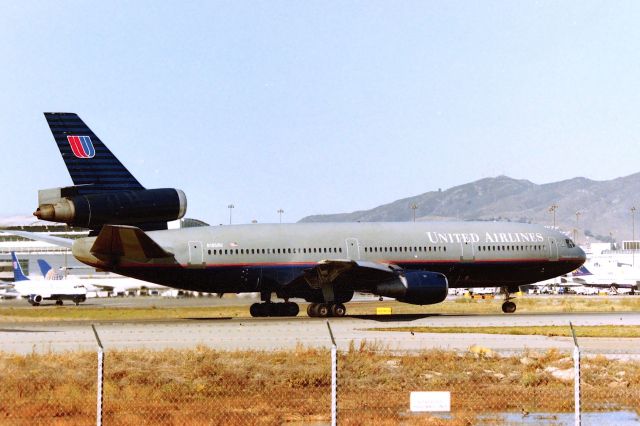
[299,174,640,244]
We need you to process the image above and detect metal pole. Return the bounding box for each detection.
[631,207,636,267]
[570,322,581,426]
[228,204,234,225]
[327,321,337,426]
[92,325,104,426]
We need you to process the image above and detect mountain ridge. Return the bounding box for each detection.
[299,173,640,244]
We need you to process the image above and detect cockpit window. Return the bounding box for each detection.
[565,239,576,248]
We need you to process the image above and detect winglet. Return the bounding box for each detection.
[90,225,174,263]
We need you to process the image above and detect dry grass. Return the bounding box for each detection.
[0,345,638,425]
[1,295,639,323]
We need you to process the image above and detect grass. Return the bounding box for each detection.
[0,295,639,322]
[0,345,638,425]
[366,325,640,338]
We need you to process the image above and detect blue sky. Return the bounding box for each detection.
[1,1,639,225]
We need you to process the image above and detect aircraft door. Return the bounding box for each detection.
[188,241,205,266]
[548,238,559,261]
[460,241,475,262]
[345,238,361,260]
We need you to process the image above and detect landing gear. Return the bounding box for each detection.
[55,300,63,306]
[501,286,517,314]
[502,301,516,313]
[250,302,299,317]
[306,303,346,318]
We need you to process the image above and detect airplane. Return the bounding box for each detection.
[35,259,168,296]
[12,112,586,316]
[567,265,638,294]
[9,252,87,306]
[0,280,20,299]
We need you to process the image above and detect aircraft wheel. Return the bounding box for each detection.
[308,303,318,317]
[502,301,516,313]
[316,303,329,317]
[56,300,63,306]
[250,303,263,317]
[330,303,346,317]
[285,302,299,317]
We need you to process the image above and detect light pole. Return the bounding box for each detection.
[549,204,558,229]
[277,209,284,224]
[632,206,637,267]
[228,204,234,225]
[410,204,417,222]
[575,211,581,244]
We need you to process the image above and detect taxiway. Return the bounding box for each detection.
[1,311,639,355]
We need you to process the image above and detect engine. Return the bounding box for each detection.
[375,270,448,305]
[29,294,43,305]
[34,186,187,229]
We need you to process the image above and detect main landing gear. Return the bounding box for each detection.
[501,286,517,313]
[306,303,346,318]
[250,302,300,317]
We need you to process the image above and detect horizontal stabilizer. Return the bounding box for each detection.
[5,230,74,249]
[91,225,174,263]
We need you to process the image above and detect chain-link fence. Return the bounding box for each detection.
[0,329,638,425]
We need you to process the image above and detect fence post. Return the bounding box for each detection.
[327,321,337,426]
[92,325,104,426]
[570,322,580,426]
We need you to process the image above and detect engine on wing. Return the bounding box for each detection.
[34,188,187,229]
[375,271,448,305]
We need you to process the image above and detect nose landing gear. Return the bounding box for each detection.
[502,300,516,313]
[501,286,518,313]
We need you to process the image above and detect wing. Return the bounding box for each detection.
[89,225,176,264]
[301,259,402,290]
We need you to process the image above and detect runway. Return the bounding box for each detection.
[1,311,639,355]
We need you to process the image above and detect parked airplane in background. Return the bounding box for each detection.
[569,265,638,294]
[0,281,20,299]
[14,113,586,316]
[10,252,87,306]
[36,259,168,296]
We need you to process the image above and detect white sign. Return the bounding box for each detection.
[410,391,451,412]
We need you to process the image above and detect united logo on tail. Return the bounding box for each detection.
[66,135,95,158]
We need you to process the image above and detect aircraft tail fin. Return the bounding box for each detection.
[572,266,592,277]
[10,252,29,282]
[44,113,144,193]
[37,259,52,277]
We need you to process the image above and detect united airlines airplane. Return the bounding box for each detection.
[19,113,585,317]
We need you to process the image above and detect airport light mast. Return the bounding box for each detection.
[632,206,637,267]
[228,204,234,225]
[277,209,284,224]
[410,204,417,222]
[548,204,558,229]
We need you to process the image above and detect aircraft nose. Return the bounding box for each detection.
[575,246,587,266]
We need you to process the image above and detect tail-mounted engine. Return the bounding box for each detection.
[34,186,187,231]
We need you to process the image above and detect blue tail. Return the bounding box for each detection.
[44,113,144,193]
[10,252,29,282]
[572,266,592,277]
[37,259,52,277]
